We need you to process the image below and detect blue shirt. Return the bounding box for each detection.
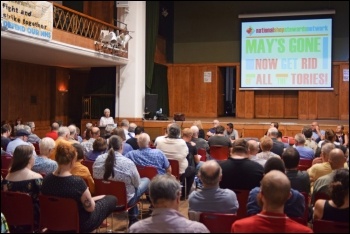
[125,148,170,175]
[122,142,134,155]
[295,146,315,160]
[32,155,58,175]
[6,138,31,155]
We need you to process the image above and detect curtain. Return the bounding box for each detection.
[151,63,169,115]
[145,1,159,93]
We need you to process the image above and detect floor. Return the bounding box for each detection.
[95,196,189,233]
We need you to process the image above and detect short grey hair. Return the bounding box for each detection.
[23,125,32,134]
[149,174,181,204]
[190,125,199,136]
[58,126,70,137]
[168,123,181,139]
[68,125,77,136]
[267,127,278,137]
[26,122,35,128]
[294,133,306,144]
[39,137,55,155]
[137,133,150,148]
[120,119,130,127]
[104,108,110,114]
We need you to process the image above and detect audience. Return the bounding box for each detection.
[282,147,310,194]
[254,136,280,167]
[219,138,264,191]
[1,124,12,151]
[302,125,318,153]
[111,127,133,155]
[6,129,34,156]
[93,135,150,226]
[312,148,347,204]
[125,133,171,175]
[67,125,80,144]
[120,119,132,140]
[86,137,108,161]
[335,125,349,147]
[32,137,58,175]
[206,119,220,138]
[311,121,325,143]
[190,125,210,161]
[129,174,209,233]
[25,122,41,143]
[71,143,95,195]
[126,126,144,150]
[266,127,285,157]
[232,170,312,233]
[81,127,100,155]
[41,142,117,233]
[247,157,305,218]
[223,123,239,142]
[317,129,340,148]
[192,120,205,139]
[1,145,43,230]
[313,168,349,223]
[45,122,59,140]
[182,128,201,171]
[189,160,238,214]
[49,126,71,160]
[294,133,315,160]
[208,125,232,148]
[156,123,193,199]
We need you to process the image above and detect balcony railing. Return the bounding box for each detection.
[53,3,128,57]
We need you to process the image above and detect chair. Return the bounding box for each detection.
[232,189,250,219]
[313,219,349,233]
[199,212,238,233]
[168,159,187,199]
[81,159,94,175]
[197,148,207,162]
[136,165,158,180]
[312,191,330,207]
[32,142,40,155]
[1,154,12,170]
[209,145,230,161]
[282,136,295,146]
[299,192,310,225]
[1,168,9,178]
[298,158,313,171]
[1,191,35,233]
[94,179,141,231]
[39,194,80,233]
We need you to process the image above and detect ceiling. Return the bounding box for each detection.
[1,30,128,69]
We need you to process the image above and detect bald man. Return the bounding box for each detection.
[312,148,347,203]
[232,170,312,233]
[189,160,238,214]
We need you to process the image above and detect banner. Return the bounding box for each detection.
[1,1,53,40]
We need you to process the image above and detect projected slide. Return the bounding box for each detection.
[240,18,332,90]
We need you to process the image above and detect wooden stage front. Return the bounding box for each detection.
[80,117,349,142]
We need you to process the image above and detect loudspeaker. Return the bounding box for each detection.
[145,94,158,113]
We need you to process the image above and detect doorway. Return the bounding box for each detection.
[219,67,236,117]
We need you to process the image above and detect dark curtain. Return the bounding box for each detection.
[151,63,169,116]
[145,1,159,93]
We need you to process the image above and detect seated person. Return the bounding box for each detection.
[71,143,95,195]
[31,137,58,175]
[86,137,108,161]
[41,142,117,233]
[189,160,238,214]
[129,174,209,233]
[313,168,349,223]
[93,135,150,226]
[247,157,305,218]
[232,170,312,233]
[1,145,43,231]
[206,119,220,138]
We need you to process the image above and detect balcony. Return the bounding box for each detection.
[1,3,128,68]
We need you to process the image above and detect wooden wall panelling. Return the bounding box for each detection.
[235,65,246,118]
[316,65,339,119]
[339,63,349,120]
[244,91,254,118]
[306,91,318,120]
[254,91,270,118]
[284,91,298,118]
[269,91,284,118]
[83,1,114,25]
[298,90,309,120]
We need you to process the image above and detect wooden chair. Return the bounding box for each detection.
[1,154,12,170]
[209,145,230,161]
[168,159,187,199]
[313,219,349,233]
[298,158,313,171]
[94,179,141,231]
[232,189,250,219]
[39,194,80,233]
[199,212,238,233]
[197,148,207,162]
[81,159,94,175]
[1,191,35,233]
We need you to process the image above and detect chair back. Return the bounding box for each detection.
[298,158,313,171]
[312,191,331,206]
[1,191,35,232]
[81,159,94,175]
[313,219,349,233]
[32,142,40,155]
[1,168,9,178]
[199,212,237,233]
[136,165,158,180]
[232,189,250,219]
[197,148,207,162]
[94,179,128,210]
[282,136,296,145]
[299,192,310,225]
[39,194,79,233]
[168,159,180,180]
[1,154,12,170]
[209,145,230,161]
